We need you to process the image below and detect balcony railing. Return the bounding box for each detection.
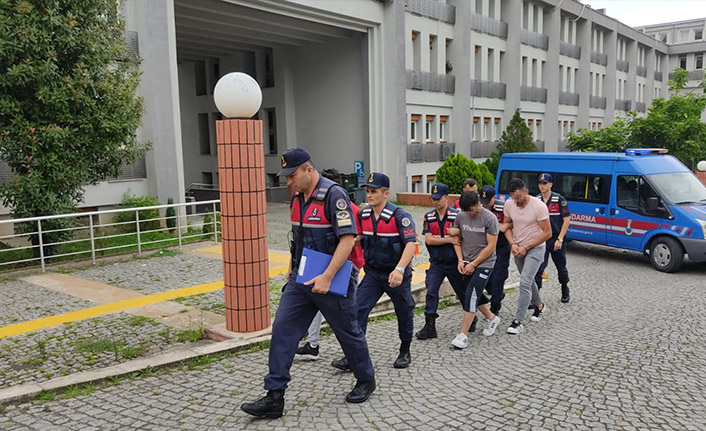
[615,99,632,111]
[407,143,423,163]
[590,51,607,66]
[560,41,581,59]
[667,69,705,81]
[470,140,497,158]
[405,0,456,24]
[110,157,147,181]
[520,86,547,103]
[559,91,579,106]
[654,71,663,81]
[470,79,506,99]
[407,142,455,163]
[469,12,508,38]
[617,59,629,73]
[636,65,647,77]
[406,70,455,94]
[635,101,646,112]
[590,95,606,109]
[521,29,548,50]
[439,142,455,161]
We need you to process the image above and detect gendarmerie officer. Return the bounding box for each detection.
[241,149,375,419]
[534,172,571,303]
[331,172,417,370]
[480,185,511,315]
[416,183,466,340]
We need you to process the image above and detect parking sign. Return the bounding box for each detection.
[354,161,365,186]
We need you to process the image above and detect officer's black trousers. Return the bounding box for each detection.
[423,262,466,315]
[264,276,375,391]
[534,237,570,289]
[357,266,415,342]
[487,242,511,305]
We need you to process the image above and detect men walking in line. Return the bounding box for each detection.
[534,173,571,303]
[241,149,375,419]
[502,178,552,335]
[295,168,366,360]
[331,172,417,370]
[448,191,501,349]
[415,183,465,340]
[479,185,511,315]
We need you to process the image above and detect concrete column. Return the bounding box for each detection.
[576,17,591,131]
[501,0,521,126]
[450,0,471,158]
[626,39,637,106]
[216,119,270,332]
[544,5,561,150]
[645,48,656,107]
[604,29,617,125]
[132,0,185,205]
[368,0,406,192]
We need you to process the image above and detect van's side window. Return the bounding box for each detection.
[617,175,660,216]
[498,170,541,195]
[555,174,610,204]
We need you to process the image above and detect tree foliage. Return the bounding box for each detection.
[484,109,537,176]
[436,153,493,194]
[0,0,147,253]
[568,67,706,170]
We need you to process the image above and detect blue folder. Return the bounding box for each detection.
[296,247,353,297]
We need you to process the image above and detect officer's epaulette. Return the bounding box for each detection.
[425,210,437,221]
[550,192,560,203]
[314,185,330,201]
[446,209,457,221]
[360,206,373,219]
[380,203,397,222]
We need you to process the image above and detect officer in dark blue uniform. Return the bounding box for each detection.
[241,149,375,419]
[480,185,511,315]
[331,172,417,370]
[415,183,466,340]
[535,173,571,303]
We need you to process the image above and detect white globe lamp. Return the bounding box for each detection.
[213,72,262,119]
[698,160,706,172]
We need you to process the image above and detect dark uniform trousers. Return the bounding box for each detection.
[356,266,415,342]
[424,262,466,315]
[487,241,511,305]
[265,272,375,391]
[534,237,569,290]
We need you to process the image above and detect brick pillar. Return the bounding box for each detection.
[216,119,270,332]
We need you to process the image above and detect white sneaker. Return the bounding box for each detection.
[530,303,547,322]
[450,333,468,349]
[483,316,501,336]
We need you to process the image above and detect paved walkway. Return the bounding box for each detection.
[1,237,705,429]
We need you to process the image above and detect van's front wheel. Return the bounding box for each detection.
[649,236,684,273]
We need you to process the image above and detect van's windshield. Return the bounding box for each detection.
[648,172,706,205]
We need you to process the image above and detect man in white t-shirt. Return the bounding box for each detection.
[502,178,552,335]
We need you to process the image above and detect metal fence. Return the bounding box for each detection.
[560,41,581,59]
[0,200,221,272]
[521,29,548,50]
[521,86,548,103]
[471,80,507,99]
[616,59,629,73]
[559,91,580,106]
[470,12,508,38]
[590,95,607,109]
[406,70,455,94]
[590,51,607,66]
[405,0,455,23]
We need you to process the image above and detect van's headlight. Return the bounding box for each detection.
[698,219,706,239]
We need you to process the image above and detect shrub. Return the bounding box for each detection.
[113,194,161,232]
[436,153,495,194]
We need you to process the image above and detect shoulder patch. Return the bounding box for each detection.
[336,199,348,210]
[561,200,567,206]
[401,217,411,227]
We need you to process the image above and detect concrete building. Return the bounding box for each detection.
[2,0,706,218]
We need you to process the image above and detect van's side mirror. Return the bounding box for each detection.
[647,197,659,213]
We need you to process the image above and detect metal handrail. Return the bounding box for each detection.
[0,199,222,271]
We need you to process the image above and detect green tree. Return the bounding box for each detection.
[484,109,537,176]
[0,0,147,255]
[568,68,706,169]
[436,153,494,194]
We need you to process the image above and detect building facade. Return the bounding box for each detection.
[3,0,706,219]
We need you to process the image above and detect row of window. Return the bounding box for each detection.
[652,28,704,44]
[678,53,705,70]
[409,114,448,143]
[410,31,453,75]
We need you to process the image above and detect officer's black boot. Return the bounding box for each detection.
[561,283,570,303]
[394,340,412,368]
[469,315,479,332]
[241,389,285,419]
[331,356,351,372]
[415,313,437,340]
